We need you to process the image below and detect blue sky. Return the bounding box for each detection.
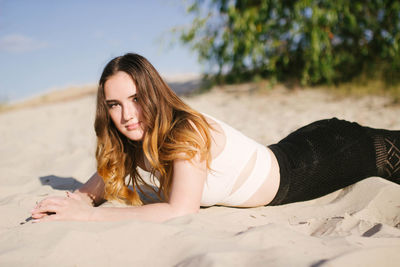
[0,0,202,101]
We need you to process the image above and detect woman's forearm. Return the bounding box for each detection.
[90,202,197,222]
[32,195,198,223]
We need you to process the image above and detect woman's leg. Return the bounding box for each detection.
[268,118,400,205]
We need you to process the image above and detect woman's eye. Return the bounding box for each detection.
[133,97,138,102]
[107,103,119,109]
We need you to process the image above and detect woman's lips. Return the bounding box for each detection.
[126,122,140,130]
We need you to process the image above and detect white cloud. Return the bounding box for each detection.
[0,34,48,53]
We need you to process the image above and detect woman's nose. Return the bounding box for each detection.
[122,103,135,122]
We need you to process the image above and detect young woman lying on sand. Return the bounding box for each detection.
[31,53,400,222]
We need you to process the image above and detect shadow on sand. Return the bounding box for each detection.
[39,175,84,192]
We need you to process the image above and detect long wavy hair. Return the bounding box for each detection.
[95,53,212,205]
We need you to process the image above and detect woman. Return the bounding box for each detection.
[31,53,400,222]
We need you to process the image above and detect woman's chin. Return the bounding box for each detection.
[124,131,144,141]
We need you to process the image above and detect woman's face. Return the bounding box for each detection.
[104,71,146,141]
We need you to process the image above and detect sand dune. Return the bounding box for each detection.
[0,82,399,266]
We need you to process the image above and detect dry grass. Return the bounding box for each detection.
[327,79,400,104]
[0,84,97,113]
[244,77,400,105]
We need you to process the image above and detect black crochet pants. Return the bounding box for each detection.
[268,118,400,205]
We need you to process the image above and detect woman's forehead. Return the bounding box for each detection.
[104,71,137,100]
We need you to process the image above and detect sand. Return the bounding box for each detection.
[0,80,399,266]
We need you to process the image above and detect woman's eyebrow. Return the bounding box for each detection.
[105,94,137,102]
[128,93,137,99]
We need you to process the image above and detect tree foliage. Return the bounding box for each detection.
[180,0,400,85]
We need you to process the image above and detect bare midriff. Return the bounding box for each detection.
[233,147,280,207]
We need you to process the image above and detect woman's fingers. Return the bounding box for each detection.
[33,213,61,223]
[31,196,66,219]
[31,203,63,222]
[34,204,60,214]
[31,212,50,219]
[33,196,65,213]
[67,191,82,201]
[33,192,80,211]
[37,196,66,206]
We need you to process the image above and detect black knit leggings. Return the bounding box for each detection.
[268,118,400,205]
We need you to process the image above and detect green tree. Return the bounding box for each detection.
[180,0,400,85]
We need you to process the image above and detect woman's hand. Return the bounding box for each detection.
[31,192,95,222]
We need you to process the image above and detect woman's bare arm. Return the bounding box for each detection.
[31,155,207,223]
[73,172,105,206]
[89,154,207,222]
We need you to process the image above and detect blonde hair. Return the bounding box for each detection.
[94,53,212,205]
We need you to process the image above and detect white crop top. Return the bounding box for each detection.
[201,114,271,206]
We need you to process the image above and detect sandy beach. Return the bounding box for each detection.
[0,79,399,266]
